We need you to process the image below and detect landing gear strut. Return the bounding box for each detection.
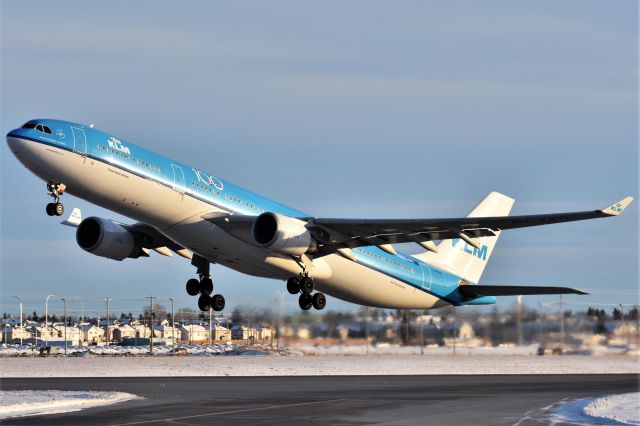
[45,182,66,216]
[287,274,326,311]
[185,254,225,312]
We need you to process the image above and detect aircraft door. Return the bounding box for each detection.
[171,164,185,194]
[420,263,432,291]
[71,127,87,154]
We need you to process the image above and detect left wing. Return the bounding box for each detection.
[203,196,633,258]
[305,196,634,255]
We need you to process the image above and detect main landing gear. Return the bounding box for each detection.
[287,274,326,311]
[45,182,66,216]
[186,255,225,312]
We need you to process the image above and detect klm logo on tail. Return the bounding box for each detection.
[451,239,488,261]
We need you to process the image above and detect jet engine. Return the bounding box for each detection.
[76,217,144,261]
[252,212,316,255]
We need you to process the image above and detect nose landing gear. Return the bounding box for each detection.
[287,274,326,311]
[185,255,225,312]
[45,182,66,216]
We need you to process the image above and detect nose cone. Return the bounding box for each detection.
[6,129,26,153]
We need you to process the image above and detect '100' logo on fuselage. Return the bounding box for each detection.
[192,169,224,190]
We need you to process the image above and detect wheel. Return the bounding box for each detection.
[200,277,213,295]
[312,293,326,310]
[298,293,313,311]
[286,277,301,294]
[300,276,314,294]
[198,294,212,311]
[54,203,64,216]
[45,203,55,216]
[212,294,225,311]
[186,279,200,296]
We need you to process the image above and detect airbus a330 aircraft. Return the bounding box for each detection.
[6,119,633,312]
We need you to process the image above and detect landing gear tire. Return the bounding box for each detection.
[54,202,64,216]
[211,294,225,311]
[198,294,212,311]
[286,277,301,295]
[46,203,55,216]
[298,293,313,311]
[312,293,326,310]
[300,276,314,294]
[200,277,213,295]
[186,279,200,296]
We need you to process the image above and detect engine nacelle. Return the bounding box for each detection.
[252,212,315,256]
[76,217,143,261]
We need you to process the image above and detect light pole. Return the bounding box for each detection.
[169,298,175,355]
[12,296,23,346]
[105,297,111,344]
[209,307,213,344]
[61,297,67,356]
[45,294,55,346]
[147,295,155,354]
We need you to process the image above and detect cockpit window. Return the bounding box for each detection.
[33,124,53,135]
[21,122,37,129]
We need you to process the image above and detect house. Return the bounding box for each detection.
[155,320,179,339]
[51,325,82,346]
[5,326,32,343]
[112,324,137,342]
[79,323,104,344]
[181,324,207,343]
[257,325,273,341]
[232,325,258,341]
[210,324,231,341]
[130,322,152,338]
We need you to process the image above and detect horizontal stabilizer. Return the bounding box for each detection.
[459,285,588,298]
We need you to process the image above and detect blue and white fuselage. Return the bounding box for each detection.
[8,119,630,310]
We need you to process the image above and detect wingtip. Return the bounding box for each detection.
[601,196,634,216]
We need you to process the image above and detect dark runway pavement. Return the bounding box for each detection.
[1,375,637,425]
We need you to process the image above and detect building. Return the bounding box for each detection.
[5,326,33,343]
[181,324,207,343]
[79,323,104,344]
[112,324,137,342]
[155,320,179,340]
[210,324,231,342]
[51,325,82,346]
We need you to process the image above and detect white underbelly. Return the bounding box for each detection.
[315,255,449,309]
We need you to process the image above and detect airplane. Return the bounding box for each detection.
[6,119,634,312]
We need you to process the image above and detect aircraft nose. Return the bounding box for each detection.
[6,130,28,154]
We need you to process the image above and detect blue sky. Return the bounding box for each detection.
[1,1,637,318]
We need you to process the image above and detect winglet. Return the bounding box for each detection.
[601,196,634,216]
[61,208,82,227]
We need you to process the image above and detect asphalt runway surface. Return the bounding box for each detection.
[1,375,637,425]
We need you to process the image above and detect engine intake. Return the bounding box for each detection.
[76,217,143,261]
[252,212,315,256]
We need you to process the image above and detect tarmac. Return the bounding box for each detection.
[1,374,638,425]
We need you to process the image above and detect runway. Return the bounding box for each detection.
[1,375,637,425]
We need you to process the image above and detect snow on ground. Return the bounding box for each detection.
[0,390,139,420]
[585,393,640,425]
[1,354,637,378]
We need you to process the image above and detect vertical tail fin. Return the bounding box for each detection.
[413,192,514,283]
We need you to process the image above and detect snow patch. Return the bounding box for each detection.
[585,393,640,425]
[0,390,139,419]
